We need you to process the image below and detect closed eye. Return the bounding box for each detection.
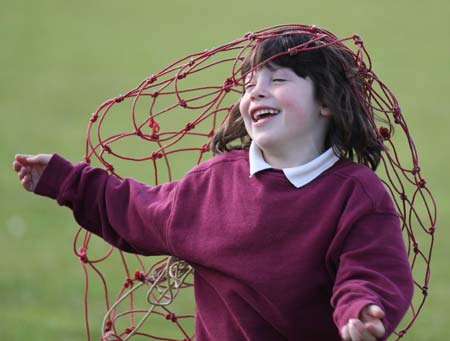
[272,78,286,82]
[244,83,255,92]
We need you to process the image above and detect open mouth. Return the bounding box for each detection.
[251,108,280,122]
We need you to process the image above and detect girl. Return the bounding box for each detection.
[13,31,413,340]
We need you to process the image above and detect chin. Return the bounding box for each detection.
[253,138,279,153]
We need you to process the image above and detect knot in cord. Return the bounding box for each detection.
[133,270,147,282]
[78,247,88,263]
[165,313,177,322]
[123,277,134,288]
[378,127,390,140]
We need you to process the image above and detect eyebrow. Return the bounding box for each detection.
[248,63,284,77]
[265,63,280,71]
[243,64,288,82]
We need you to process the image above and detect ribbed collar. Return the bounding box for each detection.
[249,142,339,188]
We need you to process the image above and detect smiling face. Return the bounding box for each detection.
[239,64,331,167]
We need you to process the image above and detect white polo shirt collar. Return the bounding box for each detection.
[249,142,339,188]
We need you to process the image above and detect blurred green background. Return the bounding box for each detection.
[1,0,449,340]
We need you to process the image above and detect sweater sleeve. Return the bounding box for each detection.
[328,180,414,339]
[34,154,179,256]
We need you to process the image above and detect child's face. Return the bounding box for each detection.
[239,65,330,164]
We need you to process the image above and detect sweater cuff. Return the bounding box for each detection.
[34,153,75,200]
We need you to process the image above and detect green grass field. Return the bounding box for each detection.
[1,0,449,339]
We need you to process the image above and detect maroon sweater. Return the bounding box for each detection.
[35,150,413,340]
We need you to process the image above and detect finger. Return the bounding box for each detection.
[361,330,376,341]
[349,318,377,341]
[341,325,350,340]
[361,305,385,338]
[18,166,30,180]
[348,319,363,341]
[22,155,41,165]
[356,321,377,340]
[21,175,33,191]
[26,154,52,165]
[15,154,33,163]
[366,305,385,319]
[365,320,385,338]
[15,154,44,165]
[13,160,24,172]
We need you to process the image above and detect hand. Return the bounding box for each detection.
[13,154,52,192]
[341,305,385,341]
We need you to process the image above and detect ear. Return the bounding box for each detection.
[320,105,332,117]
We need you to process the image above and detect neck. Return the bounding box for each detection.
[261,142,326,168]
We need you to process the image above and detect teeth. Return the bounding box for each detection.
[255,109,279,116]
[252,109,280,121]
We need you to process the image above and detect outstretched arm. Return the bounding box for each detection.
[13,153,179,256]
[330,211,413,340]
[13,154,52,192]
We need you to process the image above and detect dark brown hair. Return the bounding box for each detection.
[211,33,384,170]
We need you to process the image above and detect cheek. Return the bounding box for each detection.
[282,91,319,118]
[239,96,249,116]
[238,98,253,136]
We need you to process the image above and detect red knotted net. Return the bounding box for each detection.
[75,24,436,340]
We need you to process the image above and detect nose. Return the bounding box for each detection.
[249,80,269,100]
